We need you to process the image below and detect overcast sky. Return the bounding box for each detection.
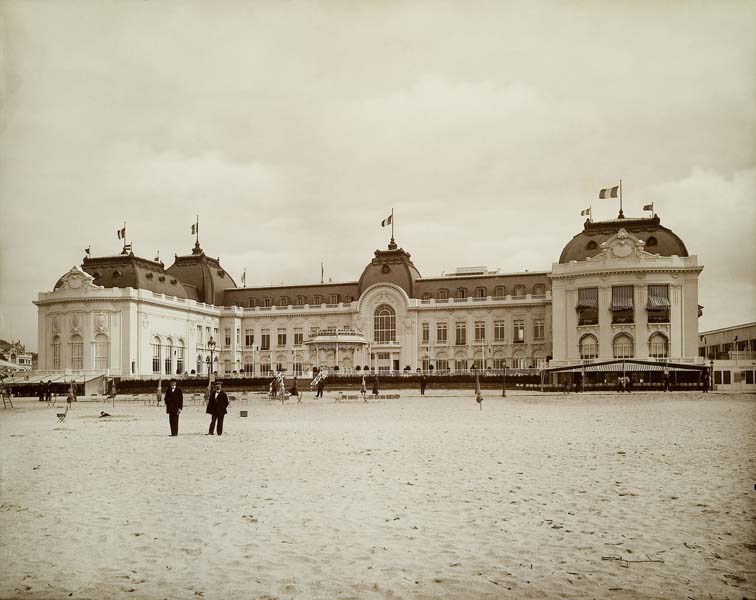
[1,1,754,352]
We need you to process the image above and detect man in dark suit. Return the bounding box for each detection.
[420,374,428,395]
[164,378,183,436]
[206,381,229,435]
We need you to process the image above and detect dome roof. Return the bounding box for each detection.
[559,215,688,264]
[358,242,421,298]
[165,242,237,306]
[56,253,193,298]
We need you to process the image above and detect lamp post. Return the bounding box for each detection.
[709,358,714,392]
[206,337,216,395]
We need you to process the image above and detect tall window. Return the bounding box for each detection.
[454,358,468,372]
[475,287,486,298]
[513,285,526,297]
[196,354,203,375]
[455,323,466,346]
[613,333,634,358]
[577,287,599,325]
[313,295,322,305]
[455,288,467,299]
[494,320,506,341]
[294,328,303,346]
[474,321,485,342]
[51,335,61,370]
[374,305,396,343]
[437,322,448,343]
[329,294,339,305]
[494,286,506,298]
[224,329,231,346]
[264,297,272,307]
[176,341,185,373]
[94,334,109,370]
[152,337,161,373]
[493,358,506,370]
[165,339,173,374]
[611,286,635,324]
[438,289,449,300]
[579,334,598,359]
[422,292,432,301]
[513,320,525,343]
[647,284,670,323]
[296,295,306,306]
[245,330,254,347]
[649,333,669,358]
[277,328,287,347]
[533,319,545,341]
[422,322,429,344]
[279,296,289,307]
[197,325,203,346]
[436,358,449,372]
[236,328,241,345]
[261,329,270,350]
[69,334,83,370]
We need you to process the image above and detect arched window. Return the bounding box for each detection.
[649,333,669,358]
[579,334,598,359]
[196,354,203,375]
[94,334,109,370]
[455,288,467,299]
[69,334,83,370]
[152,336,162,374]
[613,333,634,358]
[438,289,449,300]
[51,335,61,370]
[475,287,487,298]
[494,286,506,298]
[176,340,185,374]
[513,285,526,297]
[165,338,173,375]
[533,284,546,295]
[374,305,396,343]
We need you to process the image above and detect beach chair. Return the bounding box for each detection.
[56,404,69,423]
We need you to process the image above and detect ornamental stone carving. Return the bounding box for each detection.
[71,314,81,332]
[95,313,108,332]
[52,315,60,334]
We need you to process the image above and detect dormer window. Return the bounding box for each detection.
[263,297,272,307]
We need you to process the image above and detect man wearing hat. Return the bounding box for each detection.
[206,380,230,436]
[164,378,183,436]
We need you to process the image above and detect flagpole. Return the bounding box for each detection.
[122,221,126,252]
[618,179,624,218]
[391,208,394,242]
[196,215,199,245]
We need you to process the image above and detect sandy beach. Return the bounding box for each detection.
[1,391,754,599]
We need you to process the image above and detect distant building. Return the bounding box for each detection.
[698,322,756,391]
[34,212,705,380]
[0,340,34,372]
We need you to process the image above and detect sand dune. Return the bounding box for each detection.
[1,391,754,599]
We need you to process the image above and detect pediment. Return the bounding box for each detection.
[57,266,102,292]
[588,229,652,262]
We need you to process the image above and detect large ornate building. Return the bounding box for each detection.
[34,213,704,379]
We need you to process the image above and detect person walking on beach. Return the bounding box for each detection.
[372,376,380,397]
[270,375,278,401]
[316,374,326,398]
[46,380,53,403]
[360,376,367,402]
[290,375,301,403]
[163,378,183,436]
[206,381,229,436]
[38,382,45,402]
[67,383,77,405]
[420,373,427,396]
[702,369,710,393]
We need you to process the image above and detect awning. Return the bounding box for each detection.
[576,287,598,309]
[610,286,634,311]
[543,359,707,374]
[647,284,670,308]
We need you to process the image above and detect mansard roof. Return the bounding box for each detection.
[559,215,688,264]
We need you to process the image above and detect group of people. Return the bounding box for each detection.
[36,380,54,402]
[163,378,229,437]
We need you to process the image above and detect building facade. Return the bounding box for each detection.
[34,214,704,379]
